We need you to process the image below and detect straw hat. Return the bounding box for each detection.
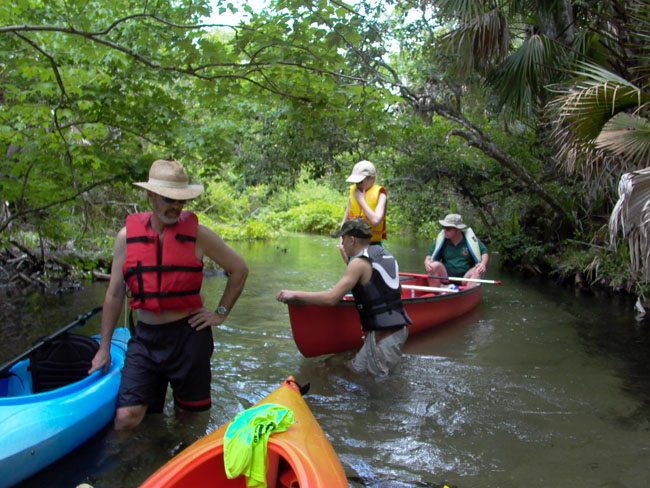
[346,160,376,183]
[133,160,204,200]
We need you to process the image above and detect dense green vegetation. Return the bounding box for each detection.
[2,0,649,304]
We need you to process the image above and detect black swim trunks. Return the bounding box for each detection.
[117,316,214,413]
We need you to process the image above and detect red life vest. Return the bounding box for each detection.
[123,212,204,314]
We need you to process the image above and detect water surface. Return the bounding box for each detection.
[4,234,649,488]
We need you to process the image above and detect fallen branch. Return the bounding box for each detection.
[9,240,40,263]
[92,270,111,281]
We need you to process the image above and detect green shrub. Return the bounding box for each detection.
[194,178,345,239]
[196,213,278,240]
[271,201,342,234]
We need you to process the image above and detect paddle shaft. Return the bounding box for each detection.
[0,305,103,376]
[401,284,458,293]
[425,275,502,285]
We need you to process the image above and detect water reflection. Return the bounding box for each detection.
[4,234,650,488]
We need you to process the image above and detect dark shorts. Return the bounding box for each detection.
[117,316,214,413]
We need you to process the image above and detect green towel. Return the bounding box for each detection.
[223,403,295,488]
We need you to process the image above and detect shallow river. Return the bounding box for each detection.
[4,234,650,488]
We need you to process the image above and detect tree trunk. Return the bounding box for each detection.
[415,97,577,228]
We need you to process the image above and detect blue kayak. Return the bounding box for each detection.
[0,327,130,487]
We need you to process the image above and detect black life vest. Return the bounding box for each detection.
[351,246,412,332]
[123,211,203,314]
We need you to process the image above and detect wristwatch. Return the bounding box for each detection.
[216,305,229,316]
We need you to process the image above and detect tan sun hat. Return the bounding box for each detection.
[346,160,376,183]
[133,160,204,200]
[439,213,467,229]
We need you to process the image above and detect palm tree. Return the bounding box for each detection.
[435,0,577,118]
[544,1,650,310]
[437,0,650,308]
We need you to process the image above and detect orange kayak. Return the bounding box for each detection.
[140,377,348,488]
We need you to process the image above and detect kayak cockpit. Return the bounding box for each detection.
[0,333,99,398]
[153,446,301,487]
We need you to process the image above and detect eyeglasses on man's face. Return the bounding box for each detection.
[161,196,187,205]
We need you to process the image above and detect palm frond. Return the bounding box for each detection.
[610,167,650,280]
[551,122,627,182]
[435,0,485,22]
[440,7,509,78]
[597,113,650,167]
[548,61,645,140]
[488,33,560,117]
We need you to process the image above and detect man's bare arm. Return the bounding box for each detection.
[188,225,249,330]
[89,228,127,374]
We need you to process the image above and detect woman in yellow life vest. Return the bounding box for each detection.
[339,160,387,261]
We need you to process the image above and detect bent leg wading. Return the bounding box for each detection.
[350,326,408,376]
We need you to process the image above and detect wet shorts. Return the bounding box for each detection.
[350,326,408,376]
[117,316,214,413]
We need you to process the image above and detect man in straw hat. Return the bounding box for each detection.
[277,218,411,376]
[339,160,387,261]
[89,159,248,430]
[424,213,488,289]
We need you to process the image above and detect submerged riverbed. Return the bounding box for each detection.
[4,233,650,488]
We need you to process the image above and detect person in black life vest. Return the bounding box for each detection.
[88,159,249,430]
[277,218,411,376]
[424,213,488,289]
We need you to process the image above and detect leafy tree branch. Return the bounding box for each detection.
[0,175,128,234]
[12,31,68,102]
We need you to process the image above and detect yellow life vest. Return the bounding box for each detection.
[349,184,387,243]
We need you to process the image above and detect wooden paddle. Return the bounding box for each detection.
[0,305,103,377]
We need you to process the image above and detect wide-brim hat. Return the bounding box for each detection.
[133,159,204,200]
[439,213,467,229]
[346,160,376,183]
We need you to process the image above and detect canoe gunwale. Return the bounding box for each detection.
[286,282,481,308]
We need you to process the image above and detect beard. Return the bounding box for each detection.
[159,209,180,225]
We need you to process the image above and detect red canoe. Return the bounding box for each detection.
[287,272,481,357]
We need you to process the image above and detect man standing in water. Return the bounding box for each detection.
[89,159,248,430]
[277,218,410,376]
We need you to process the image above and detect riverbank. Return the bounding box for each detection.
[1,240,109,294]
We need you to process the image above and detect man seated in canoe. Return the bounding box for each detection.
[89,159,249,430]
[277,218,411,376]
[424,213,488,289]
